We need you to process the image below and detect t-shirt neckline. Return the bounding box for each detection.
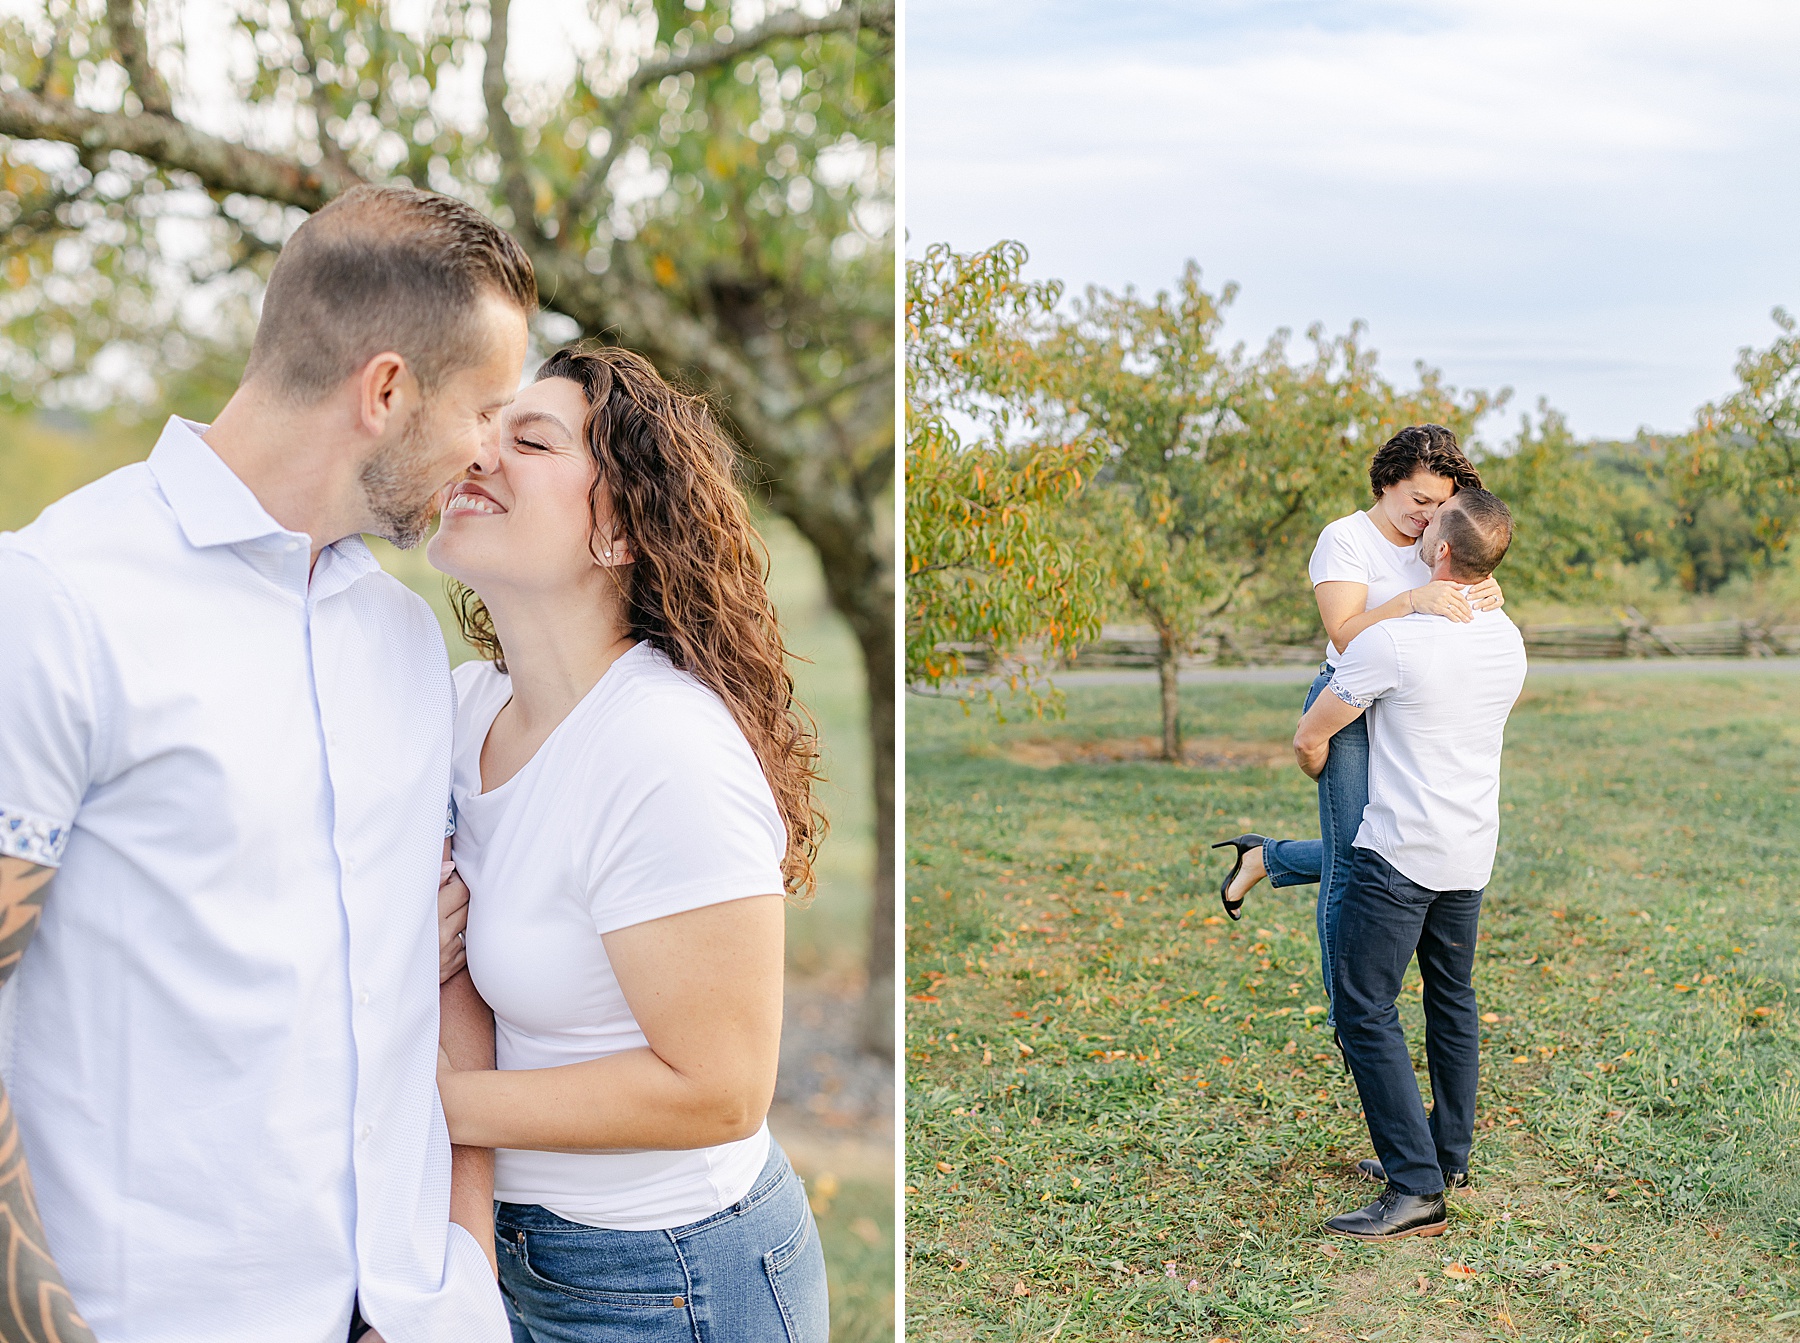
[471,642,650,799]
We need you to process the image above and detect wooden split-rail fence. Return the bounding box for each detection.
[941,618,1800,673]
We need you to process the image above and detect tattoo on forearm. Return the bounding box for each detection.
[0,860,95,1343]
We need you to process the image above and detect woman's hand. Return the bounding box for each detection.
[1467,575,1504,611]
[1408,581,1475,622]
[439,865,469,984]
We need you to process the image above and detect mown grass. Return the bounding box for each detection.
[904,671,1800,1342]
[812,1173,900,1343]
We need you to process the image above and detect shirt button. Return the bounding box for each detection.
[358,991,370,1006]
[285,541,302,553]
[360,1124,373,1141]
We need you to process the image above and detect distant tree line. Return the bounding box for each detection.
[907,242,1800,757]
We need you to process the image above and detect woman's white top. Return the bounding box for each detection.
[450,644,787,1231]
[1307,510,1432,665]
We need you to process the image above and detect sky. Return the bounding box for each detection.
[905,0,1800,442]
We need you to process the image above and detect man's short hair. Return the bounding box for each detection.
[243,185,537,402]
[1438,488,1514,580]
[1369,424,1483,497]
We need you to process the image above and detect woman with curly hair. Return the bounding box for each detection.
[1211,425,1503,1022]
[429,345,829,1342]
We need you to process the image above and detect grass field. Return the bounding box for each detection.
[904,670,1800,1342]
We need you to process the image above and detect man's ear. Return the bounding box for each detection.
[355,352,412,436]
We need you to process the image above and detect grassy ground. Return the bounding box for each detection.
[904,671,1800,1342]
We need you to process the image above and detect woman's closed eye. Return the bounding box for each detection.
[516,436,553,452]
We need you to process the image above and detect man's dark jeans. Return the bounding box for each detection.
[1333,846,1484,1198]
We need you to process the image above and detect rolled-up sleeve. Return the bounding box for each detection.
[0,544,97,867]
[1329,625,1401,711]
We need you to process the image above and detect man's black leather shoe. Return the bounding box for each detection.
[1356,1157,1469,1190]
[1324,1186,1448,1242]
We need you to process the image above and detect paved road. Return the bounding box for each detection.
[1028,657,1800,688]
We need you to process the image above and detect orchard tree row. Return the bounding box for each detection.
[906,241,1800,759]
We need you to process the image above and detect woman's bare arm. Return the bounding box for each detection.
[1317,576,1500,653]
[437,895,785,1153]
[440,966,497,1273]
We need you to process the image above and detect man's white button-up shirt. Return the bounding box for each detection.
[0,418,506,1343]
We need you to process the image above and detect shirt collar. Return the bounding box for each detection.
[147,417,298,551]
[145,416,384,591]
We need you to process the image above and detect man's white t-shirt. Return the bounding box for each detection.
[1308,511,1432,664]
[1328,606,1528,892]
[450,645,787,1231]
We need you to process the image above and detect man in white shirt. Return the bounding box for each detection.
[0,186,529,1342]
[1291,489,1527,1243]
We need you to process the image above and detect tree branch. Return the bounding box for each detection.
[283,0,360,185]
[628,0,892,92]
[0,88,362,210]
[105,0,171,117]
[481,0,540,243]
[559,0,893,236]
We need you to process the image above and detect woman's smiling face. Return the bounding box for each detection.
[427,375,628,591]
[1375,467,1458,539]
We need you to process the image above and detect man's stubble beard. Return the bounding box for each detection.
[360,407,451,550]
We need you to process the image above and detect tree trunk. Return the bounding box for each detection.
[808,530,894,1060]
[860,636,895,1060]
[1158,629,1183,763]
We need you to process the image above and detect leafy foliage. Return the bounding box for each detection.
[904,241,1104,696]
[1472,406,1623,603]
[1685,306,1800,564]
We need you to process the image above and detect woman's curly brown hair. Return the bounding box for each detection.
[1368,423,1483,498]
[451,345,825,900]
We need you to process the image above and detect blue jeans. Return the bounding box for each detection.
[496,1142,828,1343]
[1260,667,1370,1011]
[1332,847,1484,1198]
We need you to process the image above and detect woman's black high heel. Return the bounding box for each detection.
[1210,834,1269,921]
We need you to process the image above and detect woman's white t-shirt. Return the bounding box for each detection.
[1307,510,1432,665]
[450,644,787,1231]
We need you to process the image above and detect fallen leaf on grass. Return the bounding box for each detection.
[909,994,939,1003]
[1414,1273,1429,1296]
[1481,1012,1500,1023]
[1444,1263,1479,1279]
[1203,915,1225,926]
[1512,1055,1530,1063]
[1013,1281,1030,1297]
[1304,1005,1325,1015]
[935,1161,954,1174]
[1583,1242,1612,1255]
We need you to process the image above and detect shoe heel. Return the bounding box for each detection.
[1416,1223,1447,1238]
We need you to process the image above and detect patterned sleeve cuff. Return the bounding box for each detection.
[0,806,70,867]
[1328,679,1374,711]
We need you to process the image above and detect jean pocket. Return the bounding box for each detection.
[512,1231,689,1313]
[762,1203,828,1343]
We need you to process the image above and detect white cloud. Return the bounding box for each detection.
[906,0,1800,438]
